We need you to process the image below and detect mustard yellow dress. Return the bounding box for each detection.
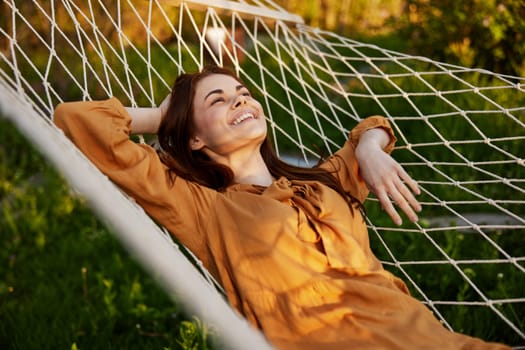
[54,98,510,350]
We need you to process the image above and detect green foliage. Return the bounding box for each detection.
[398,0,525,76]
[275,0,525,76]
[277,0,404,35]
[0,118,214,349]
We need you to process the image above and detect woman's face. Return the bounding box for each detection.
[190,74,267,160]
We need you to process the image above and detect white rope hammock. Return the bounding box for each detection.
[1,0,524,348]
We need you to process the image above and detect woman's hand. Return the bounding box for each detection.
[127,93,171,134]
[355,128,421,225]
[158,93,171,119]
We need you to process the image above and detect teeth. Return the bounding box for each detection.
[232,112,255,125]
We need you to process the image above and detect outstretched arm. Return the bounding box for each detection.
[355,128,421,226]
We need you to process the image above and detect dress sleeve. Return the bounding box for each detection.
[53,97,217,254]
[320,115,397,203]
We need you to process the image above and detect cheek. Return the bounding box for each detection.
[254,100,263,111]
[190,113,203,137]
[193,110,224,139]
[192,104,212,129]
[255,102,266,121]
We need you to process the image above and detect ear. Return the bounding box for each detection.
[190,136,205,151]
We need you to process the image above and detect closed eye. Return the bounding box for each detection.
[211,97,224,105]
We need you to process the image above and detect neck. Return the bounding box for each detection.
[205,147,273,186]
[232,152,273,186]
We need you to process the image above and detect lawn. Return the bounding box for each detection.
[0,118,213,349]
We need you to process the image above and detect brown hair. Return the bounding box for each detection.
[157,65,362,213]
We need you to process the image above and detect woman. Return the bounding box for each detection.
[54,65,509,349]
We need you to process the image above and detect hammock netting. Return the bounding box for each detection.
[0,0,524,348]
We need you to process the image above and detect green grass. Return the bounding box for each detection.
[0,118,214,349]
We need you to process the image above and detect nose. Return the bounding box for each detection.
[233,94,247,109]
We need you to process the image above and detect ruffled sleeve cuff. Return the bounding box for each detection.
[349,115,397,154]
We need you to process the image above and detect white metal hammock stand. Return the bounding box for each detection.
[1,1,524,349]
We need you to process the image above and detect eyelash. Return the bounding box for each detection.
[211,91,250,105]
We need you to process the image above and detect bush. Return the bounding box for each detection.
[398,0,525,77]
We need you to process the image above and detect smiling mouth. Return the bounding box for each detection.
[231,112,256,126]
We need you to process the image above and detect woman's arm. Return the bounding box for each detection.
[126,94,170,134]
[53,97,216,256]
[355,128,421,226]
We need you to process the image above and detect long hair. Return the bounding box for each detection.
[157,65,362,213]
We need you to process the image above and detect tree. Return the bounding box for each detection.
[277,0,403,36]
[398,0,525,76]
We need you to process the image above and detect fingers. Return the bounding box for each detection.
[377,167,422,226]
[392,182,420,224]
[377,191,402,226]
[359,149,422,226]
[397,167,422,213]
[399,166,421,196]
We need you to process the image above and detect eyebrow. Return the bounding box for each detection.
[204,84,246,101]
